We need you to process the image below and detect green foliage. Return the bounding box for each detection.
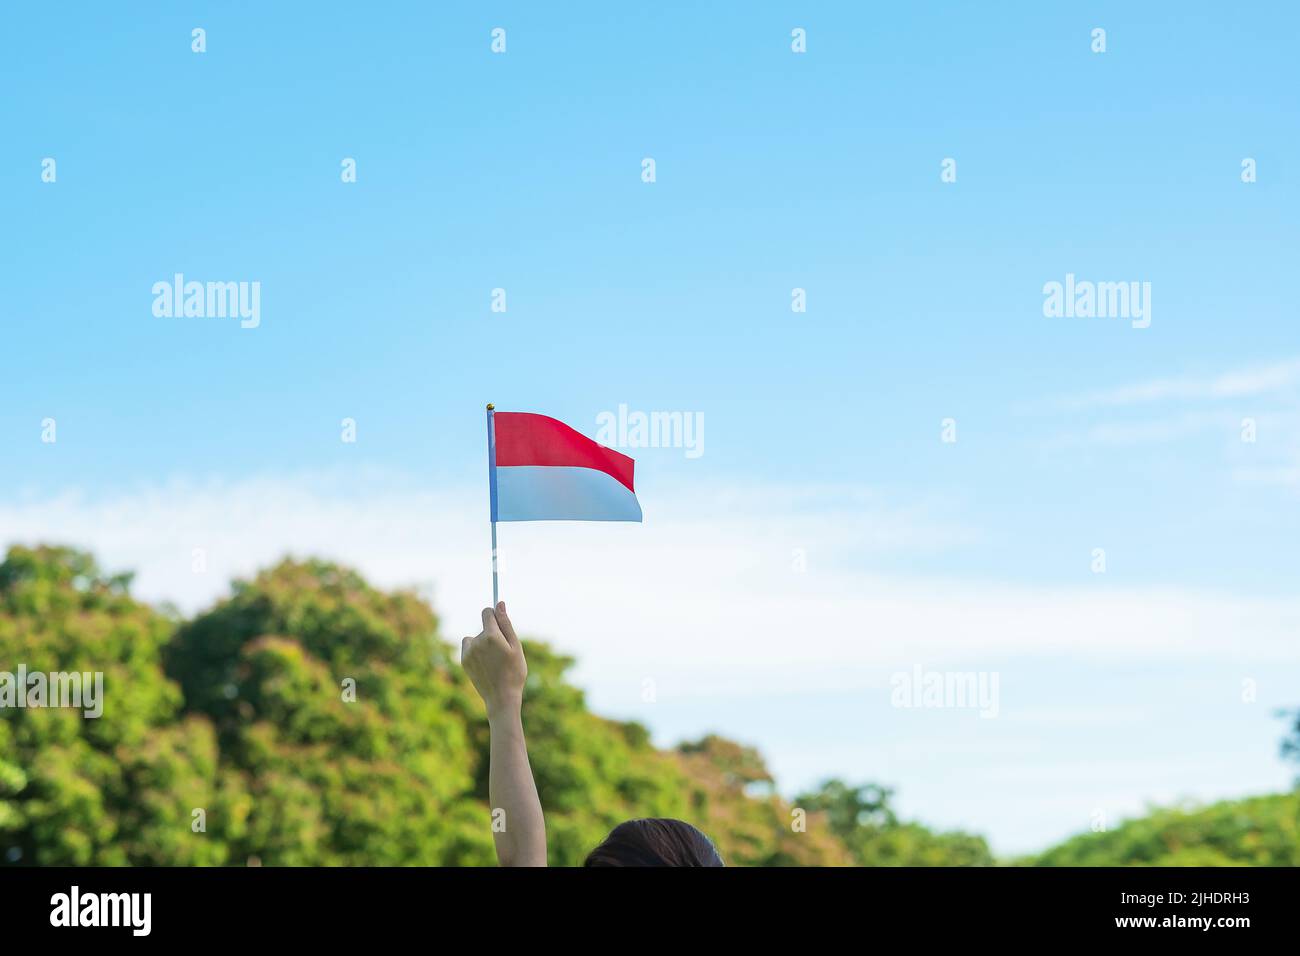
[0,544,1004,867]
[166,558,492,865]
[1032,793,1300,866]
[676,736,852,865]
[1281,708,1300,766]
[507,640,692,864]
[795,779,993,866]
[504,650,849,864]
[0,545,246,865]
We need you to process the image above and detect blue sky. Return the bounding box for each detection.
[3,2,1300,855]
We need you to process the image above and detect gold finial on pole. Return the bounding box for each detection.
[486,403,495,411]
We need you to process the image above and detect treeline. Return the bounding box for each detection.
[1029,792,1300,866]
[5,545,1295,866]
[0,545,991,866]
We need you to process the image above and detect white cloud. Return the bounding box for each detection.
[1233,463,1300,488]
[1043,411,1236,448]
[1057,357,1300,411]
[3,471,1296,694]
[6,472,1299,855]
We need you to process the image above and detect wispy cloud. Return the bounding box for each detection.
[1030,358,1300,452]
[3,471,1296,690]
[1233,462,1300,488]
[1056,358,1300,411]
[1042,411,1239,449]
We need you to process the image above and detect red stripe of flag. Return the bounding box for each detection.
[493,412,635,492]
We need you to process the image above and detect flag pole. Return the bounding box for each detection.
[486,403,499,606]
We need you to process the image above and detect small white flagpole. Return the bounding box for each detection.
[491,522,499,607]
[486,403,499,606]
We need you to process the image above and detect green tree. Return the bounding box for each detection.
[165,558,493,865]
[508,653,851,865]
[502,640,695,864]
[795,778,993,866]
[677,736,853,865]
[1,546,1009,867]
[0,545,246,865]
[1032,793,1300,866]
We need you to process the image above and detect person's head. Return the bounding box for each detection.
[584,818,724,867]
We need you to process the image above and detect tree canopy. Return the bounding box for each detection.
[0,546,247,865]
[10,544,1289,867]
[0,548,853,865]
[1030,793,1300,866]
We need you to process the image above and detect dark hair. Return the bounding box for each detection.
[584,818,724,867]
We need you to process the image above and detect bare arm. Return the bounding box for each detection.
[461,603,547,867]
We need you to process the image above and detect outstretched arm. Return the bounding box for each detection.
[461,603,547,867]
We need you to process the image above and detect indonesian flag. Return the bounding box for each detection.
[488,411,642,522]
